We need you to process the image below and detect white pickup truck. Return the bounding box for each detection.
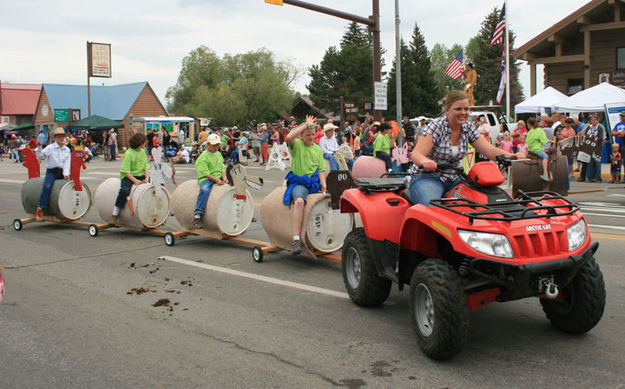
[470,110,502,144]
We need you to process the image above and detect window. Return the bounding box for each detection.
[567,79,583,95]
[617,47,625,70]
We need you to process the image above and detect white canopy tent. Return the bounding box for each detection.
[552,82,625,112]
[514,86,568,114]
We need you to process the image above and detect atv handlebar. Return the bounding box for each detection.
[419,154,515,174]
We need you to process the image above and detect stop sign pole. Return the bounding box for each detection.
[267,0,382,121]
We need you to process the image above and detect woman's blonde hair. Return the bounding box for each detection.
[442,90,469,109]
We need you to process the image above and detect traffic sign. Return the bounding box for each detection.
[374,81,387,111]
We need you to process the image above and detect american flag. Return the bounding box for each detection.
[496,44,506,103]
[445,50,464,80]
[491,4,506,46]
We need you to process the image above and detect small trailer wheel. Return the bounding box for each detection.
[13,219,23,231]
[164,233,176,246]
[252,247,264,263]
[88,225,99,237]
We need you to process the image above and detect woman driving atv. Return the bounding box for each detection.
[409,90,525,206]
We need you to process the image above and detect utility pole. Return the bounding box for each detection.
[268,0,383,121]
[394,0,403,145]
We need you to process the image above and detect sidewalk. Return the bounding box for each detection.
[570,163,617,181]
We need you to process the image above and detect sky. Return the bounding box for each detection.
[1,0,591,110]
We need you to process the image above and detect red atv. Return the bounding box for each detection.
[339,156,605,360]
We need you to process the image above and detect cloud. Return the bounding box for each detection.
[1,0,590,107]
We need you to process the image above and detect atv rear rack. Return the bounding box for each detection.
[429,190,580,224]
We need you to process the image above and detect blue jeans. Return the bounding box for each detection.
[587,158,602,182]
[115,176,145,209]
[409,174,461,207]
[323,153,354,171]
[38,168,64,209]
[291,185,309,203]
[324,153,339,171]
[376,151,392,170]
[194,179,215,216]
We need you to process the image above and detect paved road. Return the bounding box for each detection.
[1,157,624,388]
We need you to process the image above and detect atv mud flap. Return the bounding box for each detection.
[471,241,599,302]
[366,238,400,284]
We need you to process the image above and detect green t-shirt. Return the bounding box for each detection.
[195,150,225,184]
[373,133,392,156]
[288,138,325,177]
[119,148,149,180]
[526,127,549,154]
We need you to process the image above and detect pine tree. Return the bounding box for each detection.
[465,7,523,108]
[387,23,441,118]
[431,43,465,94]
[307,22,382,115]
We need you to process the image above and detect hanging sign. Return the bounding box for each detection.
[87,42,112,78]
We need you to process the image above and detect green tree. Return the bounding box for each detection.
[431,43,465,95]
[307,22,382,115]
[464,7,523,108]
[387,23,441,118]
[166,46,300,126]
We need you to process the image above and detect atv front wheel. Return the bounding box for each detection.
[540,257,605,334]
[341,228,391,307]
[409,258,468,360]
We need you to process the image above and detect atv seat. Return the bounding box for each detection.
[355,177,407,193]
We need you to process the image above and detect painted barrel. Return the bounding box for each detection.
[260,187,353,257]
[511,155,569,196]
[172,180,254,236]
[94,178,170,229]
[352,156,386,179]
[21,177,91,220]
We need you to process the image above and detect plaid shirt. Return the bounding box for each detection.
[417,116,479,182]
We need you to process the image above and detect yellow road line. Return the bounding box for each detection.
[591,232,625,241]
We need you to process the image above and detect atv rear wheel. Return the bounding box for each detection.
[409,258,468,360]
[540,257,605,334]
[341,228,391,307]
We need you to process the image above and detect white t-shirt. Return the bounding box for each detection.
[179,148,190,163]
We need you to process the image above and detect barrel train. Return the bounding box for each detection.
[13,147,353,263]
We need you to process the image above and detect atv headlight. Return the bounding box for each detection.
[567,219,587,251]
[458,230,513,258]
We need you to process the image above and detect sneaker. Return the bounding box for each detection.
[107,214,119,225]
[35,208,43,221]
[291,239,302,255]
[193,217,203,229]
[539,174,550,182]
[576,177,585,182]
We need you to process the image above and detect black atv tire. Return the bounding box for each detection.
[409,258,468,360]
[540,258,605,334]
[341,228,392,307]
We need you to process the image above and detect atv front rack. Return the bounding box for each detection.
[429,190,580,224]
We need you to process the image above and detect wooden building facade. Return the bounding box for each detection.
[513,0,625,96]
[32,82,167,148]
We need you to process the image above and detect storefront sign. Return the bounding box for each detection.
[88,42,112,78]
[54,109,69,123]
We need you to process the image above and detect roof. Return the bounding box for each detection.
[513,0,612,59]
[0,82,41,115]
[66,115,124,130]
[41,82,152,121]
